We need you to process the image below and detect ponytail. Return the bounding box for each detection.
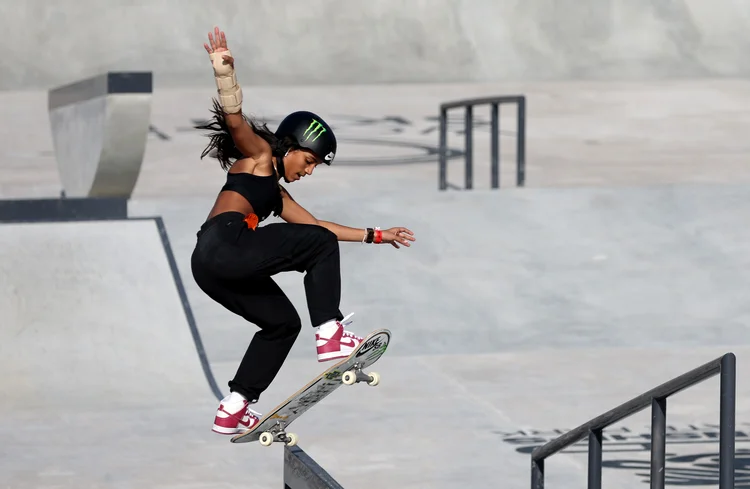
[195,99,306,171]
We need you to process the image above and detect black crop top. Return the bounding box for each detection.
[220,172,283,221]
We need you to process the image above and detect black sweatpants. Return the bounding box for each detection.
[190,211,344,402]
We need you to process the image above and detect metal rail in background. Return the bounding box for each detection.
[530,352,736,489]
[438,95,526,190]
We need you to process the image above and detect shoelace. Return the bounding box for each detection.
[342,330,363,341]
[341,312,355,326]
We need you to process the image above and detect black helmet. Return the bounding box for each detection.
[275,111,337,165]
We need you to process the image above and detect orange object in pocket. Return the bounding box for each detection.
[243,213,259,230]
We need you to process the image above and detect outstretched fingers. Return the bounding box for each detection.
[396,228,416,243]
[389,227,415,248]
[213,26,228,49]
[205,26,229,54]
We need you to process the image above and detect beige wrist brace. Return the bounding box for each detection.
[210,50,243,114]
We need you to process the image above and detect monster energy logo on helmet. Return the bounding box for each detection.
[275,111,337,165]
[303,120,327,142]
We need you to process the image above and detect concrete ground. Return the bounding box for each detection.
[2,79,750,488]
[2,79,750,200]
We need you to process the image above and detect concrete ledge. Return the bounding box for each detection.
[47,72,152,110]
[47,71,152,198]
[0,197,128,222]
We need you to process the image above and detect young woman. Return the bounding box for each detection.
[191,27,416,435]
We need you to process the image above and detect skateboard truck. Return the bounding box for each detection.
[341,362,380,386]
[259,421,298,447]
[257,365,380,447]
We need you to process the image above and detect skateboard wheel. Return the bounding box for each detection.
[342,371,357,385]
[285,433,298,447]
[368,372,380,386]
[259,432,274,446]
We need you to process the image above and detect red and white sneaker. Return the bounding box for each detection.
[315,313,364,362]
[212,392,262,435]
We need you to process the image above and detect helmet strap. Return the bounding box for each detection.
[274,149,289,183]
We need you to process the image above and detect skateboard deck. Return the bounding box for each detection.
[230,328,391,446]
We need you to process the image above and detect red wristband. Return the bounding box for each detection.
[374,228,382,244]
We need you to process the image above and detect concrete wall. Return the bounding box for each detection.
[2,0,749,90]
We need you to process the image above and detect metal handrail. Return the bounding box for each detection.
[438,95,526,190]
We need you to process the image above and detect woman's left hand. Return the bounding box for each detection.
[204,26,234,69]
[380,227,415,249]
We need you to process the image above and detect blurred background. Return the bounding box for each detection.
[2,1,750,488]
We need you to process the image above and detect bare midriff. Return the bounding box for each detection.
[206,190,255,220]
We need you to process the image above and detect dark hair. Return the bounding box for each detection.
[195,98,301,171]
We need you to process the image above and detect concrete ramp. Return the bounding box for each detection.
[47,72,152,199]
[0,218,270,488]
[0,218,210,405]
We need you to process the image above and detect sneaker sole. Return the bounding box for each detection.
[212,424,244,435]
[317,349,355,361]
[213,423,261,434]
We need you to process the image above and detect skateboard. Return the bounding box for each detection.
[230,328,391,446]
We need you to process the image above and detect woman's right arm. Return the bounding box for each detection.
[204,27,269,159]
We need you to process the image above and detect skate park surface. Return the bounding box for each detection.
[2,81,750,489]
[3,3,750,489]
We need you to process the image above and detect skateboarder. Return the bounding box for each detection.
[190,27,416,435]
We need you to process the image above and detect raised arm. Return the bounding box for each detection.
[204,27,269,159]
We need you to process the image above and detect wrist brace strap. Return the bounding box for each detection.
[210,51,242,114]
